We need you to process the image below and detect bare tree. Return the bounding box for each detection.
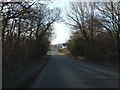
[2,2,61,88]
[66,2,119,64]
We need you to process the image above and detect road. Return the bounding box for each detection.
[30,50,118,88]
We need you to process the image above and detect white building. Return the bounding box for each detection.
[53,43,67,49]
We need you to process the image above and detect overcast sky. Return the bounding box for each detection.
[48,0,72,45]
[3,0,118,45]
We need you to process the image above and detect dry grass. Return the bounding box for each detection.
[3,55,50,88]
[58,48,70,55]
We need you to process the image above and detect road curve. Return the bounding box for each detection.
[30,51,118,88]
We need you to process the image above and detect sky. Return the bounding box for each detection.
[48,0,72,45]
[0,0,71,45]
[3,0,119,45]
[51,22,71,45]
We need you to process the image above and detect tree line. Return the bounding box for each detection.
[66,2,119,65]
[1,2,60,69]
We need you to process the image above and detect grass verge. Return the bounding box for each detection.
[61,51,119,69]
[3,55,50,88]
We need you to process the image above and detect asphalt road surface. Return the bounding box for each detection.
[30,50,118,88]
